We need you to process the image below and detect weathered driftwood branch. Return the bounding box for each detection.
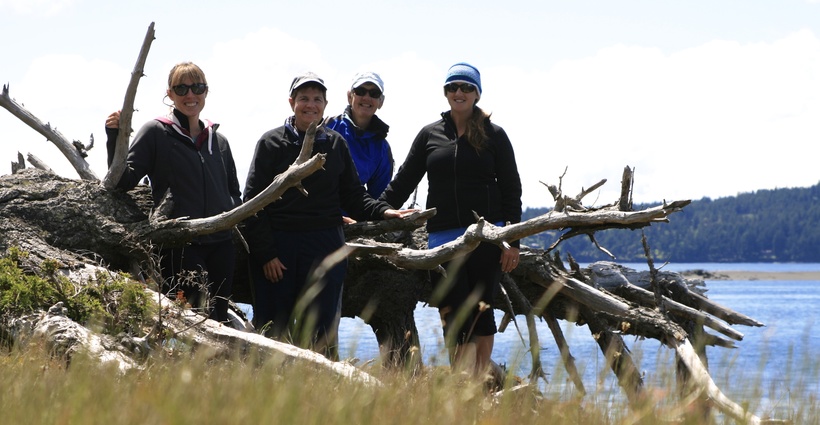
[27,153,53,172]
[498,275,552,386]
[585,261,763,328]
[10,152,25,174]
[368,201,688,272]
[618,165,634,211]
[344,208,436,239]
[150,288,381,386]
[609,281,743,343]
[542,310,586,395]
[674,338,762,424]
[136,121,327,246]
[5,274,380,386]
[103,22,156,190]
[8,303,144,373]
[0,84,98,181]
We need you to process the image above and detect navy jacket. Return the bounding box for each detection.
[242,119,392,264]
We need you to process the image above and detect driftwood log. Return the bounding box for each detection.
[1,22,769,424]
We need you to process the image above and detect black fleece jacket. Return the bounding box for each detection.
[241,120,391,264]
[106,109,242,244]
[380,111,522,246]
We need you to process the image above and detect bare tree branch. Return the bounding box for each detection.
[374,201,689,270]
[343,208,436,238]
[137,120,327,244]
[674,338,762,424]
[27,153,53,173]
[103,22,156,190]
[0,84,98,180]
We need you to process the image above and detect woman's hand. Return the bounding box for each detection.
[500,246,520,273]
[105,110,121,129]
[262,257,287,282]
[383,208,419,219]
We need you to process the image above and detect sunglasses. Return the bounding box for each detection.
[444,83,476,93]
[352,86,382,98]
[172,83,208,96]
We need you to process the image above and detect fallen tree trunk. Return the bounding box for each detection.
[5,267,380,386]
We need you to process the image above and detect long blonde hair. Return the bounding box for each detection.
[464,106,492,151]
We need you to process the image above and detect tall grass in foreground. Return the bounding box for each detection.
[1,342,817,425]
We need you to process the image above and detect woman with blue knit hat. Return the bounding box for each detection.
[380,62,522,380]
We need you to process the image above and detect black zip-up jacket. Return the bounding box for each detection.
[380,111,522,246]
[242,119,391,264]
[106,109,242,244]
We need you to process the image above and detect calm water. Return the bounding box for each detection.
[335,263,820,413]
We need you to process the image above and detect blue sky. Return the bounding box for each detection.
[2,0,819,208]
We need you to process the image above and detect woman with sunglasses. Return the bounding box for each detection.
[324,72,393,207]
[241,72,415,359]
[380,62,522,381]
[104,62,242,324]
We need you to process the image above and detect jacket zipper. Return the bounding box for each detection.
[453,139,461,227]
[199,151,208,216]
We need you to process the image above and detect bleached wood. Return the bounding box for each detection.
[0,84,98,180]
[103,22,155,190]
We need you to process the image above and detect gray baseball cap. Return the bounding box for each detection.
[289,71,326,96]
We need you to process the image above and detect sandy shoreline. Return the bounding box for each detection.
[680,270,820,281]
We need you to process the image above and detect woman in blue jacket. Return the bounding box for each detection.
[105,62,242,324]
[380,62,522,378]
[325,71,394,208]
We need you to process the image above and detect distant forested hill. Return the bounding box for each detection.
[522,183,820,263]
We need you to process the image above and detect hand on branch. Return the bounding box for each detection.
[106,110,121,129]
[500,246,520,273]
[383,208,419,219]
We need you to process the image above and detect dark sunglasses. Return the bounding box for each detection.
[352,86,382,98]
[444,83,476,93]
[172,83,208,96]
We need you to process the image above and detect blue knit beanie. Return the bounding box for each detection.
[444,62,482,96]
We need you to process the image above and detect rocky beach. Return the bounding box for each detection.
[681,269,820,281]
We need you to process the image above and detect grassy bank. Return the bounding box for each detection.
[1,342,817,425]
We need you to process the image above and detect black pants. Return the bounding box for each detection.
[250,226,346,352]
[433,241,502,346]
[160,239,235,323]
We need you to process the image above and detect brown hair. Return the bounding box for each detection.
[464,106,492,151]
[167,62,207,88]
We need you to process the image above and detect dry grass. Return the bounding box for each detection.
[2,340,817,425]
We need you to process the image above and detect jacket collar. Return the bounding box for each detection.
[342,105,389,139]
[285,116,331,145]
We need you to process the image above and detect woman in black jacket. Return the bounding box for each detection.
[105,62,242,323]
[381,62,522,378]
